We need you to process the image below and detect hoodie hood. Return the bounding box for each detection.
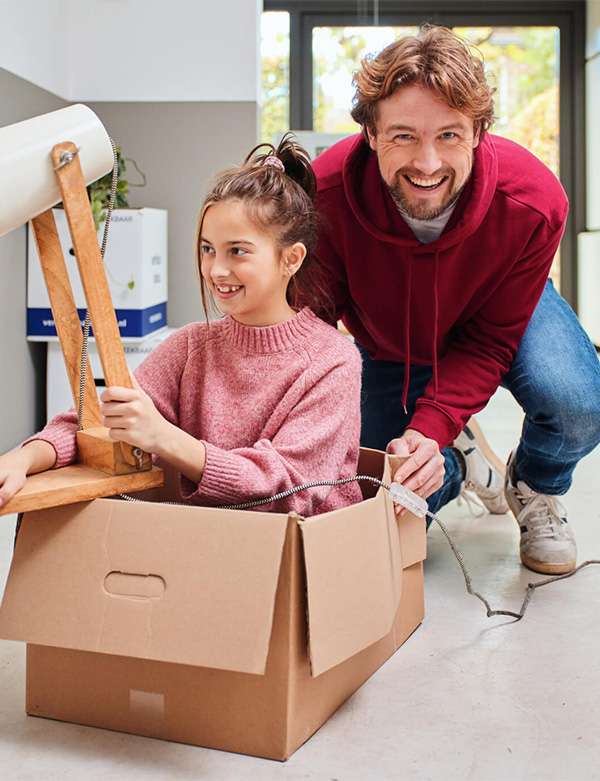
[335,133,498,412]
[341,133,499,254]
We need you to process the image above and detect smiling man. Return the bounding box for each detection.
[309,24,600,575]
[368,84,477,221]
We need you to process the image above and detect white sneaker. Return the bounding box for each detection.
[453,422,509,514]
[504,452,577,575]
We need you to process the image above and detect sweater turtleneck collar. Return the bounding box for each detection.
[223,306,319,353]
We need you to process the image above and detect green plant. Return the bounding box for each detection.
[88,147,147,231]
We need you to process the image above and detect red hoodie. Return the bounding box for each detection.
[310,132,568,450]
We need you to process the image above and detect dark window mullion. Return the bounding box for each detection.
[299,13,314,129]
[287,9,302,131]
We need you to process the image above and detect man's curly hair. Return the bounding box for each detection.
[351,24,496,140]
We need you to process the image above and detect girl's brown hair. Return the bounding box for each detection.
[197,133,329,317]
[351,24,496,141]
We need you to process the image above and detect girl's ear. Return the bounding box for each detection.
[283,242,307,276]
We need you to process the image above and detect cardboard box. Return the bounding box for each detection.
[46,329,175,421]
[27,208,168,340]
[0,449,426,761]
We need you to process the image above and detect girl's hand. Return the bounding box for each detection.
[0,452,28,508]
[100,374,168,455]
[0,440,56,508]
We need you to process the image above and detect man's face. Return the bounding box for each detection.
[367,84,480,221]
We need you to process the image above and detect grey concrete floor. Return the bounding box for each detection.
[1,385,599,780]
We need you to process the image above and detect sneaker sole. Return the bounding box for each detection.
[520,550,577,575]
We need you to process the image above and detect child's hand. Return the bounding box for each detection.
[0,451,28,508]
[0,441,57,507]
[100,374,168,455]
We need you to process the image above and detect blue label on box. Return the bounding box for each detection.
[28,302,167,338]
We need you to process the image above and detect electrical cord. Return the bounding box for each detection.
[118,476,600,623]
[427,509,600,620]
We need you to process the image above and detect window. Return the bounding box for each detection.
[313,26,417,132]
[262,2,584,306]
[261,11,290,144]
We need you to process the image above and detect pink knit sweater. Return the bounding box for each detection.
[28,307,363,516]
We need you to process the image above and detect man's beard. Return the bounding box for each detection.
[386,168,467,221]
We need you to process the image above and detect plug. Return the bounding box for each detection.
[387,482,428,517]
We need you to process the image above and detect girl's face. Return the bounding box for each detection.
[200,200,305,327]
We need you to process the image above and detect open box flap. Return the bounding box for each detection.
[386,453,428,569]
[299,452,405,677]
[0,497,289,675]
[342,448,426,569]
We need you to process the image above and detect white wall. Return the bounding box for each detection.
[586,0,600,230]
[88,100,260,329]
[588,0,600,60]
[579,0,600,344]
[69,0,261,102]
[0,68,68,452]
[0,1,70,97]
[0,0,261,447]
[0,0,261,102]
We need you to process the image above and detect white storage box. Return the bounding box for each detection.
[28,208,168,340]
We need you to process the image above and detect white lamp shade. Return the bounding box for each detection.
[0,104,114,238]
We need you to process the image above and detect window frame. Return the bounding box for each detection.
[263,0,586,309]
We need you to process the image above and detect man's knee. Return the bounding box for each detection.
[527,386,600,455]
[561,395,600,453]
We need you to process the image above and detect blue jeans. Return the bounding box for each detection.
[359,280,600,516]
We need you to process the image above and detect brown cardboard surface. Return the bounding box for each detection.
[300,490,403,676]
[299,451,406,676]
[0,499,289,674]
[398,510,428,569]
[1,448,427,761]
[25,562,424,761]
[286,561,424,757]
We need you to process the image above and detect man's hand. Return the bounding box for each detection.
[386,428,445,515]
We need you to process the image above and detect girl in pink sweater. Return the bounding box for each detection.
[0,136,362,516]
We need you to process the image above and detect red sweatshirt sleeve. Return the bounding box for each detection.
[410,215,566,448]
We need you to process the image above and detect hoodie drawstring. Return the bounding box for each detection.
[401,257,412,415]
[401,250,440,418]
[432,250,440,401]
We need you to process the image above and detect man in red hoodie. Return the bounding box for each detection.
[310,24,600,575]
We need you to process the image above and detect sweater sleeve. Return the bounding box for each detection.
[23,326,193,468]
[23,407,78,469]
[409,214,566,448]
[179,343,363,516]
[132,327,193,428]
